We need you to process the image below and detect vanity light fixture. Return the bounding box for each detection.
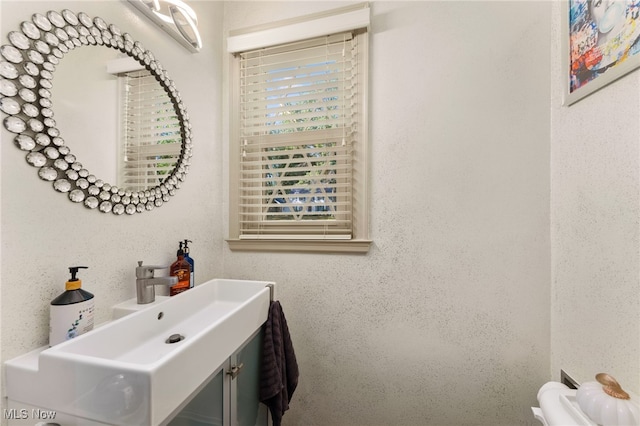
[127,0,202,52]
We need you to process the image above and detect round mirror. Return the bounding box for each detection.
[0,10,192,215]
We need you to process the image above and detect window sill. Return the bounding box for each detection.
[226,238,372,254]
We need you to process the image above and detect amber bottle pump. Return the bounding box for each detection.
[170,242,190,296]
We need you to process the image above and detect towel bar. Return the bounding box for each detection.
[265,283,274,301]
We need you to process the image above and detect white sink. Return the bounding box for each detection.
[5,279,273,425]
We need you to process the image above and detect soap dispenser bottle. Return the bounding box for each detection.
[183,239,194,289]
[170,242,190,296]
[49,266,95,346]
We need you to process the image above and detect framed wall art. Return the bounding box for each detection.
[563,0,640,105]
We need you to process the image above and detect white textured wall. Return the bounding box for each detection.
[0,1,561,425]
[223,2,551,425]
[550,2,640,391]
[0,0,224,408]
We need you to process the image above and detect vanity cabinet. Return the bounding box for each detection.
[167,329,269,426]
[5,329,268,426]
[5,279,273,426]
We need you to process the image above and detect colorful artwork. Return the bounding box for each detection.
[568,0,640,102]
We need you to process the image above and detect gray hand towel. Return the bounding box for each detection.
[260,300,299,426]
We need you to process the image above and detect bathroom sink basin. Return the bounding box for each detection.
[5,279,273,425]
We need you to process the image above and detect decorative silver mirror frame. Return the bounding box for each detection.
[0,10,192,215]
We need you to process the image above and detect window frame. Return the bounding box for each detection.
[226,5,371,254]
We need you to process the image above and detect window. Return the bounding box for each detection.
[227,4,371,253]
[118,69,183,192]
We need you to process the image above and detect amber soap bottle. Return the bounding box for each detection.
[170,242,190,296]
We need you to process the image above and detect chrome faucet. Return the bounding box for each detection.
[136,261,178,304]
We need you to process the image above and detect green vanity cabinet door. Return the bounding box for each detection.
[168,328,267,426]
[168,367,226,426]
[232,329,268,426]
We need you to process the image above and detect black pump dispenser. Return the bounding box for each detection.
[49,265,96,346]
[68,266,88,282]
[52,266,94,305]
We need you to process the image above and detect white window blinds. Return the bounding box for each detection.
[238,32,359,239]
[119,69,182,192]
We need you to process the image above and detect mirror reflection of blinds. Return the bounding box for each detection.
[238,32,357,239]
[120,69,182,192]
